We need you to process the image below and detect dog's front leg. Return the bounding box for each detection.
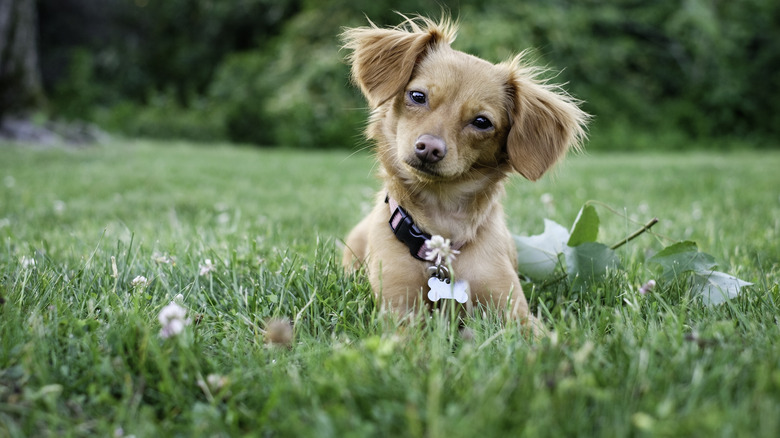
[365,224,431,316]
[458,256,547,338]
[343,215,372,272]
[369,257,429,316]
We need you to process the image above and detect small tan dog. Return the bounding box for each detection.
[341,16,587,334]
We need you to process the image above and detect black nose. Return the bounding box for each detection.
[414,134,447,164]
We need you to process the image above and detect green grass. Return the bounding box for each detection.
[1,139,779,437]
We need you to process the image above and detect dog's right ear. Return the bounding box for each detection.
[341,18,454,108]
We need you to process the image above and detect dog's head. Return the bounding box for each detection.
[342,16,588,183]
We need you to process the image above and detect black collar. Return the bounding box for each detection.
[386,195,431,261]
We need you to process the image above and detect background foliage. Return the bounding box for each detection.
[39,0,780,149]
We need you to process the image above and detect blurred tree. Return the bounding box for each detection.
[210,0,452,147]
[0,0,44,118]
[39,0,302,111]
[26,0,780,147]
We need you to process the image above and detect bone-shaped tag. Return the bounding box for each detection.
[427,277,469,303]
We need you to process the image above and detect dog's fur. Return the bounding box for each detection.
[341,16,588,333]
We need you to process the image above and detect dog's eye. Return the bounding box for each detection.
[472,116,493,130]
[409,91,427,105]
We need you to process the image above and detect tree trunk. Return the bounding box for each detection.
[0,0,44,119]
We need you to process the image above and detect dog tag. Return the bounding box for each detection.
[427,277,469,304]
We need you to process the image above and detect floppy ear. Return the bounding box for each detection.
[341,18,455,108]
[505,58,589,181]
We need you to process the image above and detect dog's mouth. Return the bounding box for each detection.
[403,157,503,184]
[404,158,447,179]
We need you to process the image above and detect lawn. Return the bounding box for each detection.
[1,140,779,437]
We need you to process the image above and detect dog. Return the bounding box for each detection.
[341,16,588,334]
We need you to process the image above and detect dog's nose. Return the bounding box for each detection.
[414,135,447,164]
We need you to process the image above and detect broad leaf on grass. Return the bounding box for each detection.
[647,241,717,281]
[567,204,599,247]
[515,219,570,281]
[693,271,753,305]
[565,242,621,287]
[648,240,752,304]
[515,208,619,287]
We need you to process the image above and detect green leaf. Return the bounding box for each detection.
[647,241,717,280]
[515,219,570,281]
[693,271,752,305]
[647,241,751,305]
[567,205,600,247]
[515,216,620,287]
[565,242,621,287]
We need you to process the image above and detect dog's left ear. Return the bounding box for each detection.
[505,60,589,181]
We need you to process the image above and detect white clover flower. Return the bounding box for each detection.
[639,279,656,295]
[197,373,229,397]
[152,252,174,265]
[158,301,187,325]
[691,203,703,220]
[20,256,36,269]
[53,200,66,215]
[131,275,149,288]
[424,235,459,266]
[158,301,191,339]
[199,259,216,276]
[540,193,554,206]
[206,373,228,391]
[174,293,184,303]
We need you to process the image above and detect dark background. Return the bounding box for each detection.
[18,0,780,149]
